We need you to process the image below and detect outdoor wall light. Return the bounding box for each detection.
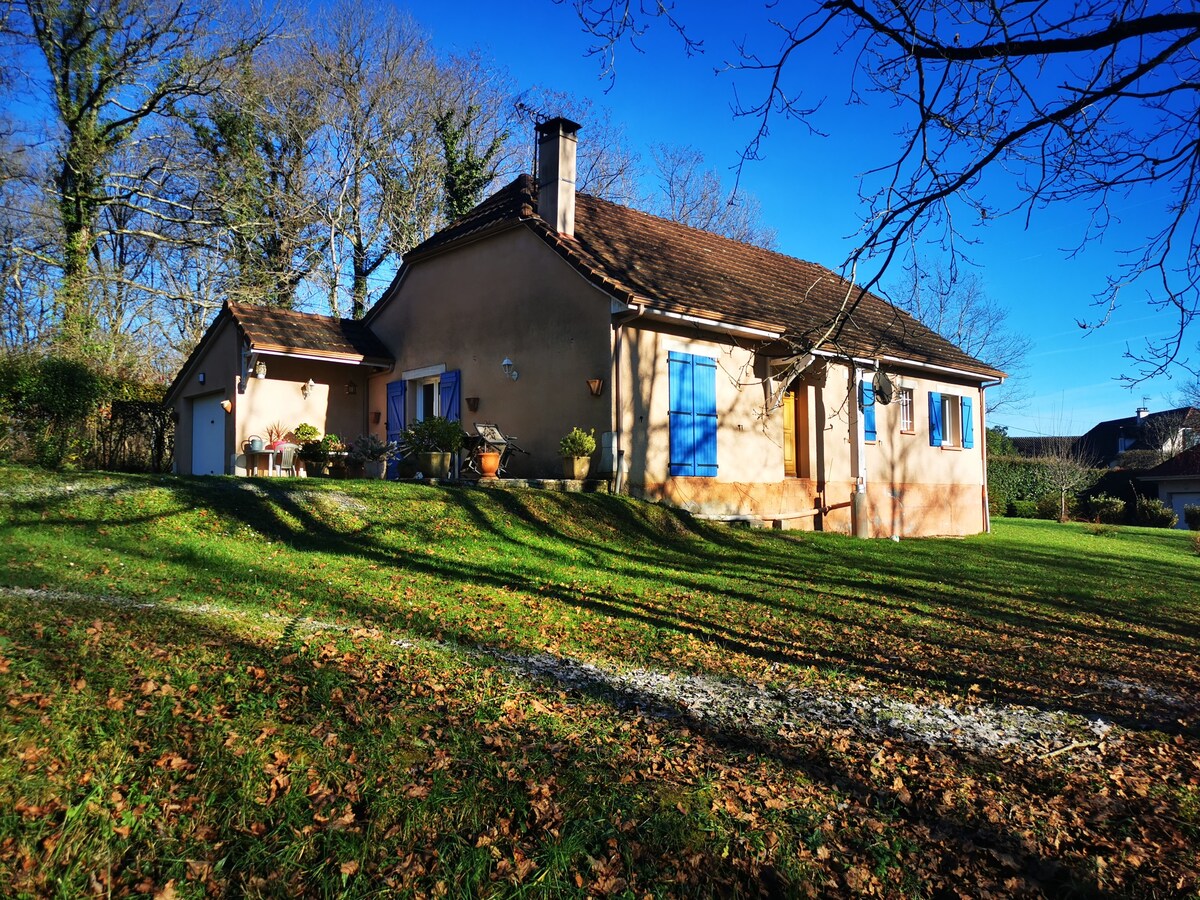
[501,358,519,381]
[466,396,480,412]
[302,377,316,399]
[220,399,233,414]
[198,372,206,385]
[345,381,357,395]
[254,360,267,379]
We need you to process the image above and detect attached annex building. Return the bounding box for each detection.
[167,117,1005,537]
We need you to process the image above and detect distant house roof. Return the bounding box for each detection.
[1077,406,1200,465]
[227,302,392,365]
[400,175,1005,380]
[1144,446,1200,480]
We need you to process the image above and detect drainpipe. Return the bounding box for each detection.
[612,303,645,494]
[850,365,869,538]
[979,378,1003,534]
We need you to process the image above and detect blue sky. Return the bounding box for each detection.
[395,0,1188,438]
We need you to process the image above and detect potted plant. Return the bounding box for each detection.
[292,422,320,444]
[299,436,329,476]
[320,434,347,477]
[400,416,464,480]
[265,421,289,450]
[348,434,398,479]
[559,426,596,480]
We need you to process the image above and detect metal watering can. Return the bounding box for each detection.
[247,435,265,453]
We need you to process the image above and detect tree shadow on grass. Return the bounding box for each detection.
[4,590,1146,899]
[10,476,1199,737]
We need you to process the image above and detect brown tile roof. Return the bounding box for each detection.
[1078,406,1200,465]
[405,175,1005,379]
[1144,446,1200,478]
[227,302,392,365]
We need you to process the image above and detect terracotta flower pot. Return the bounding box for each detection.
[477,450,500,479]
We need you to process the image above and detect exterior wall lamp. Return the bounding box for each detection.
[501,358,519,381]
[302,377,316,399]
[587,378,604,397]
[254,360,267,379]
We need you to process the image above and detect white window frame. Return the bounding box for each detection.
[415,377,440,422]
[900,387,914,433]
[941,394,963,448]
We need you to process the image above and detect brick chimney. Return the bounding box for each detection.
[536,117,581,238]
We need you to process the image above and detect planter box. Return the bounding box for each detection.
[562,456,591,480]
[417,451,452,480]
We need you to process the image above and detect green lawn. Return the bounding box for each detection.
[1,466,1197,897]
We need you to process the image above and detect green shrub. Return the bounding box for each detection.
[1087,493,1127,524]
[400,416,464,454]
[1134,496,1178,529]
[1008,500,1038,519]
[292,423,320,443]
[1035,493,1072,521]
[559,426,596,457]
[0,354,108,468]
[988,488,1007,518]
[1184,504,1200,531]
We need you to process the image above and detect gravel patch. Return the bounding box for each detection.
[475,647,1112,755]
[5,584,1111,757]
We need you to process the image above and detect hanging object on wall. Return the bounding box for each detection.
[254,360,267,379]
[302,378,316,399]
[872,370,895,405]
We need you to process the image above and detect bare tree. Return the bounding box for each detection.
[559,2,1200,380]
[185,43,328,309]
[514,90,644,205]
[649,143,776,248]
[895,265,1030,413]
[4,0,271,352]
[1043,436,1096,523]
[308,3,445,318]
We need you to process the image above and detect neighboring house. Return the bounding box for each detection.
[167,117,1005,537]
[1142,447,1200,528]
[1075,406,1200,468]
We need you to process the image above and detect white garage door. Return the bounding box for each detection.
[1168,492,1200,529]
[191,394,225,475]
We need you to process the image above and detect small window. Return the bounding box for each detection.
[941,396,962,448]
[900,388,914,433]
[929,392,975,449]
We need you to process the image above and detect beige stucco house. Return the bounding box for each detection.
[167,117,1005,537]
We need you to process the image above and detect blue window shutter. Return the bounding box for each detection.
[694,355,718,477]
[861,378,876,442]
[386,381,407,479]
[961,396,974,449]
[668,352,695,476]
[929,391,943,447]
[440,369,461,422]
[386,381,407,441]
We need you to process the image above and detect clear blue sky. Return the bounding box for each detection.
[407,2,1182,435]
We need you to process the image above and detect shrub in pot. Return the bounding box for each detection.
[559,426,596,480]
[348,434,399,479]
[400,416,464,479]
